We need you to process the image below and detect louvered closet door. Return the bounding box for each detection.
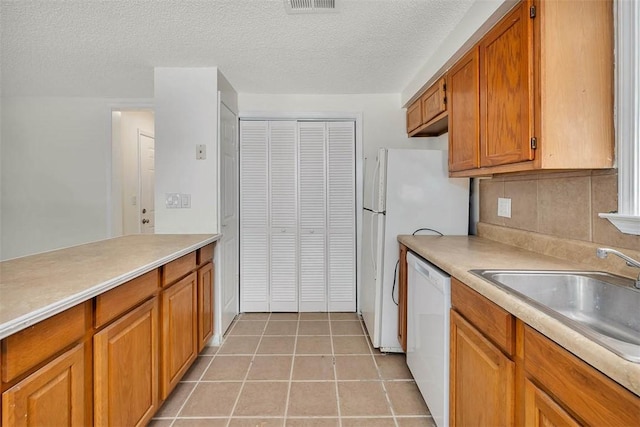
[269,121,298,312]
[240,121,269,312]
[327,122,356,311]
[298,122,327,312]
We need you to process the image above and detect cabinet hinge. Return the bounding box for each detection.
[530,137,537,150]
[530,5,536,18]
[443,96,447,105]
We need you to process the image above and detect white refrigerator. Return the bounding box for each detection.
[361,148,469,352]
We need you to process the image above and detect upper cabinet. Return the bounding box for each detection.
[448,0,613,176]
[408,0,614,176]
[479,2,534,169]
[448,48,480,172]
[406,76,448,137]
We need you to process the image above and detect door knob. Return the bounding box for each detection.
[142,208,147,214]
[142,219,149,224]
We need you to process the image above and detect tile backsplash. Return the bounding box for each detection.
[479,170,639,252]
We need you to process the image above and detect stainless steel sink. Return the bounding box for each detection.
[470,270,640,363]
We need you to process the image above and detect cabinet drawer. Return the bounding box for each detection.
[162,252,196,286]
[524,326,640,426]
[451,277,514,356]
[95,269,159,328]
[197,243,215,266]
[421,77,446,124]
[1,302,88,383]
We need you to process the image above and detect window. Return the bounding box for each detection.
[599,0,640,235]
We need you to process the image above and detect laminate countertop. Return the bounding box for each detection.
[397,234,640,397]
[0,234,221,340]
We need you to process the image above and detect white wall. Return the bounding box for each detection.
[154,68,221,234]
[1,97,112,259]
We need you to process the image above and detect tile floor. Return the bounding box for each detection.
[149,312,435,427]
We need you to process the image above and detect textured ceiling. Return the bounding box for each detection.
[1,0,475,98]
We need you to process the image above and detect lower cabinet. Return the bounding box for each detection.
[524,378,580,427]
[161,272,198,399]
[524,325,640,426]
[1,244,216,426]
[2,343,85,427]
[449,277,640,427]
[450,310,515,427]
[94,298,159,427]
[197,261,214,352]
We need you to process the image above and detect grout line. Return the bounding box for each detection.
[155,319,227,426]
[282,314,300,421]
[329,314,343,427]
[366,317,401,427]
[224,314,269,427]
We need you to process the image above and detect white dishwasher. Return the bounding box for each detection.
[406,252,450,427]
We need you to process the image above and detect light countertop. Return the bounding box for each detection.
[0,234,221,340]
[398,234,640,397]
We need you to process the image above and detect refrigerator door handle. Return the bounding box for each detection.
[370,154,380,212]
[370,212,377,276]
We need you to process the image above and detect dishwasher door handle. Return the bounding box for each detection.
[413,262,431,280]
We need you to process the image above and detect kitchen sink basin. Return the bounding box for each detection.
[470,270,640,363]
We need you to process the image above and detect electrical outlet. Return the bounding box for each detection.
[498,197,512,218]
[165,193,181,208]
[196,144,206,160]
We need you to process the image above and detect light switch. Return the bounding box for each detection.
[196,144,206,160]
[181,193,191,208]
[498,197,512,218]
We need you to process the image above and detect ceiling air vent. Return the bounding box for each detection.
[284,0,338,14]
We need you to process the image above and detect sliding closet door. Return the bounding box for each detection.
[269,121,298,312]
[327,122,356,311]
[239,121,269,312]
[298,122,327,311]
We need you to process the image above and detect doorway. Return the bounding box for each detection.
[111,110,155,236]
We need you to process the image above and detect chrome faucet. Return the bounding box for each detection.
[596,248,640,289]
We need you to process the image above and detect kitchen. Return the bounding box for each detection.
[1,0,639,426]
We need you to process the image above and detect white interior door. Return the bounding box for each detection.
[139,131,155,234]
[298,122,327,311]
[269,121,298,312]
[327,122,356,311]
[219,103,239,333]
[239,119,355,313]
[240,121,270,312]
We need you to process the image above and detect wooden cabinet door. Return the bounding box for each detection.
[448,47,480,172]
[524,379,581,427]
[397,244,408,352]
[479,1,534,167]
[2,344,85,427]
[406,99,422,133]
[197,262,214,352]
[94,298,158,427]
[161,272,198,399]
[450,310,515,427]
[421,77,447,124]
[524,326,640,426]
